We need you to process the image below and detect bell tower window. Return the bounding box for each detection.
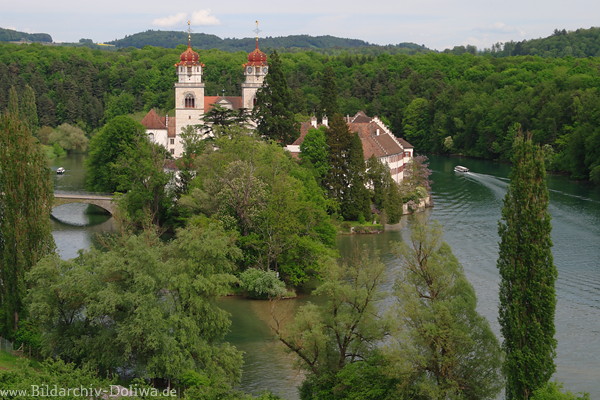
[185,94,195,108]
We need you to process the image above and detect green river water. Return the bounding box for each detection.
[51,154,600,399]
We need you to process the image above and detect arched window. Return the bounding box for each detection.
[185,94,195,108]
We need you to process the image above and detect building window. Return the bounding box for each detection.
[148,133,154,141]
[170,138,175,145]
[185,94,195,108]
[170,149,175,154]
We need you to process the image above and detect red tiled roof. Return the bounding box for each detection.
[141,109,166,129]
[293,121,319,146]
[396,137,414,149]
[167,115,176,138]
[351,111,372,124]
[204,96,244,111]
[294,111,411,160]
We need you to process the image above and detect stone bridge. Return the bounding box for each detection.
[53,192,115,215]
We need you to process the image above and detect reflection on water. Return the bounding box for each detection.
[51,203,115,259]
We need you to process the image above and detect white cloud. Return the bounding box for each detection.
[152,12,187,27]
[474,22,526,36]
[191,10,220,26]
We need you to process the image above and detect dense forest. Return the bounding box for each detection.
[107,30,430,54]
[485,26,600,58]
[0,27,52,43]
[0,41,599,183]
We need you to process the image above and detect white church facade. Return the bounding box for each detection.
[141,35,268,157]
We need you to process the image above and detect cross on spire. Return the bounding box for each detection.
[187,20,192,47]
[253,20,261,39]
[253,20,261,49]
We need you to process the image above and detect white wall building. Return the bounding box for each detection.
[141,35,268,157]
[289,111,414,183]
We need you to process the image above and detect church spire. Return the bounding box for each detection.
[253,20,261,50]
[187,20,192,48]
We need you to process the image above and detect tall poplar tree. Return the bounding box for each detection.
[0,108,55,336]
[253,51,298,144]
[20,85,39,133]
[497,131,557,400]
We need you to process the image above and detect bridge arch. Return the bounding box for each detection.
[53,193,116,215]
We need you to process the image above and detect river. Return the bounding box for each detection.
[51,154,600,399]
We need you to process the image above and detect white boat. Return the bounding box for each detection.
[454,165,469,173]
[56,167,65,175]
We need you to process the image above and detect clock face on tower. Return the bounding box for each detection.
[262,66,268,73]
[246,66,253,74]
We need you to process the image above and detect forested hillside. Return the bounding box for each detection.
[0,27,52,43]
[1,42,599,183]
[488,26,600,57]
[107,30,430,54]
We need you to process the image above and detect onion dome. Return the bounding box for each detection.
[245,40,268,66]
[176,45,202,67]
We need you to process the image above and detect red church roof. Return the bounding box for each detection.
[141,109,166,129]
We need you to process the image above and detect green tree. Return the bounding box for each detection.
[48,123,89,153]
[7,86,19,115]
[317,65,338,123]
[322,113,371,221]
[104,92,135,121]
[0,110,54,336]
[19,85,39,133]
[531,382,590,400]
[390,218,503,399]
[27,221,242,384]
[341,130,370,221]
[403,97,430,149]
[175,125,206,199]
[299,126,329,184]
[202,104,250,137]
[272,246,388,397]
[253,51,298,144]
[115,138,172,229]
[365,156,403,224]
[86,116,147,192]
[498,133,557,400]
[180,135,336,286]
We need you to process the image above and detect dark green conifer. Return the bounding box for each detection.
[253,51,298,144]
[342,130,370,221]
[497,131,557,400]
[324,114,369,221]
[317,65,338,123]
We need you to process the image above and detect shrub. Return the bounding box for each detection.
[239,269,287,299]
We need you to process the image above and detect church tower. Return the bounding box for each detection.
[173,22,204,156]
[242,21,268,110]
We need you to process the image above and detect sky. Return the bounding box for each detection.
[1,0,597,50]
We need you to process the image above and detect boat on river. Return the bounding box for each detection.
[454,165,469,173]
[56,167,65,175]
